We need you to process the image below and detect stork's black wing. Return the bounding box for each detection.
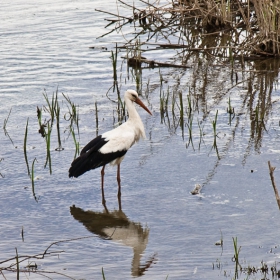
[69,135,127,178]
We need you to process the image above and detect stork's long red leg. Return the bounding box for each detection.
[117,164,121,197]
[101,165,106,206]
[117,164,122,210]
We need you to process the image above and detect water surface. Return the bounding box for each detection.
[1,1,280,279]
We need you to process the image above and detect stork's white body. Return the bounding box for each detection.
[100,97,146,166]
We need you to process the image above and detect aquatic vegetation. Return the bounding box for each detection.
[54,91,63,151]
[44,121,52,174]
[98,0,280,58]
[232,236,242,274]
[43,88,57,127]
[227,97,235,126]
[31,158,39,202]
[70,127,80,160]
[102,267,106,280]
[63,92,80,138]
[0,238,86,279]
[23,118,30,176]
[111,43,118,82]
[3,107,15,147]
[212,110,219,152]
[3,107,12,133]
[95,101,99,136]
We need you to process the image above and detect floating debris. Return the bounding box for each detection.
[191,184,202,195]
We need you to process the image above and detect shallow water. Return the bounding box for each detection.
[2,1,280,279]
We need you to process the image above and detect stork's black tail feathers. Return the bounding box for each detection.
[69,153,92,178]
[68,135,127,178]
[69,135,108,178]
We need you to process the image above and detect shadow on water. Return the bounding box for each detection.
[70,205,156,277]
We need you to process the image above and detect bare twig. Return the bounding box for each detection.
[268,161,280,210]
[95,8,132,21]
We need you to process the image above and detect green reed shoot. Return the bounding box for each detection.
[111,43,118,82]
[24,118,30,176]
[102,267,106,280]
[63,93,80,137]
[71,127,80,159]
[54,92,63,151]
[116,85,125,123]
[44,122,52,174]
[31,158,39,202]
[232,237,242,271]
[37,106,47,138]
[43,89,57,127]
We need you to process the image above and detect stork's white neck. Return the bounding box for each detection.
[125,96,140,119]
[124,95,146,139]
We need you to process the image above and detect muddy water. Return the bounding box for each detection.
[2,1,280,279]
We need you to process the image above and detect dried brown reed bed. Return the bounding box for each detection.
[97,0,280,60]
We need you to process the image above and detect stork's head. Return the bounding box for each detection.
[125,90,152,115]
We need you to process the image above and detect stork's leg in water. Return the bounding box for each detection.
[101,165,106,207]
[117,164,122,210]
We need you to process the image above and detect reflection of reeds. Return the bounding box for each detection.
[179,91,184,138]
[211,110,220,158]
[227,97,235,126]
[186,116,194,150]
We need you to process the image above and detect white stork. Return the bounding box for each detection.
[69,89,152,207]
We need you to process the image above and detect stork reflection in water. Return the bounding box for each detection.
[70,205,157,277]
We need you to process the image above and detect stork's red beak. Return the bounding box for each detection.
[135,97,152,116]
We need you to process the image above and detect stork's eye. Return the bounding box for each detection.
[131,94,137,100]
